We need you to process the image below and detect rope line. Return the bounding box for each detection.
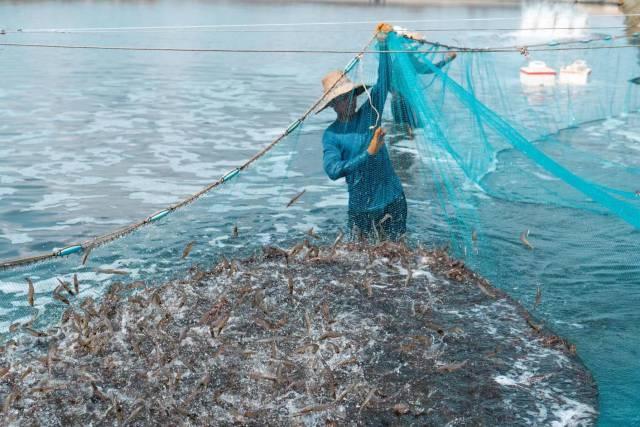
[1,37,637,54]
[4,12,639,33]
[0,36,375,271]
[0,43,380,53]
[1,25,633,34]
[410,32,633,52]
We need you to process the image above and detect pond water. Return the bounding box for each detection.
[1,1,639,426]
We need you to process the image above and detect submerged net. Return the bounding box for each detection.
[1,26,640,424]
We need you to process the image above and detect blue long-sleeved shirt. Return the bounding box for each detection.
[322,43,403,213]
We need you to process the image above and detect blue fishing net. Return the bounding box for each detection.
[380,32,640,425]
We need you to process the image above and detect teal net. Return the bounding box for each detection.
[1,28,639,425]
[381,32,640,425]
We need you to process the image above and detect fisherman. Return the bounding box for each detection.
[317,23,406,241]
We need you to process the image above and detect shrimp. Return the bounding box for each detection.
[26,278,35,307]
[182,241,195,259]
[286,189,306,208]
[519,229,534,250]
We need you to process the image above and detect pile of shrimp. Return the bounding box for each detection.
[0,240,597,426]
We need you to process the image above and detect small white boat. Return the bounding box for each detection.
[520,61,557,86]
[559,60,592,85]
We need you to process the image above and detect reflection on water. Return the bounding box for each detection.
[623,0,640,85]
[519,1,588,39]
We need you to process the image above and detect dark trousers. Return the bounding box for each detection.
[347,193,407,241]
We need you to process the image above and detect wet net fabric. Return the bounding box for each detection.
[382,33,640,268]
[1,30,640,423]
[380,33,640,424]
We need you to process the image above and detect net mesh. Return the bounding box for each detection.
[1,28,639,424]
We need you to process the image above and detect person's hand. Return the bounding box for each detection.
[446,51,457,62]
[368,127,386,156]
[375,22,393,42]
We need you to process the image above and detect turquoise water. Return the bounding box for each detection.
[1,1,639,425]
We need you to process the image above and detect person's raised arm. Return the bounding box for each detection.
[323,133,368,180]
[367,23,394,117]
[412,51,457,75]
[323,129,387,180]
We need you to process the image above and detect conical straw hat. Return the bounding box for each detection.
[315,70,367,114]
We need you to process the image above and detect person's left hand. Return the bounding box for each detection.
[368,127,387,156]
[375,22,393,42]
[446,51,457,62]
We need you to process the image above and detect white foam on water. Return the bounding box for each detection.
[0,314,33,332]
[116,175,202,198]
[274,221,289,234]
[392,145,419,155]
[20,224,71,234]
[291,222,321,234]
[614,130,640,145]
[205,203,237,214]
[0,228,33,244]
[21,193,100,212]
[60,216,130,226]
[0,187,16,198]
[494,372,535,387]
[127,167,153,176]
[313,194,348,209]
[72,175,107,185]
[553,319,585,329]
[461,179,491,200]
[254,232,274,245]
[0,175,20,185]
[245,127,286,144]
[0,271,108,297]
[128,191,183,205]
[550,396,597,427]
[601,118,625,132]
[207,234,242,249]
[412,268,437,282]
